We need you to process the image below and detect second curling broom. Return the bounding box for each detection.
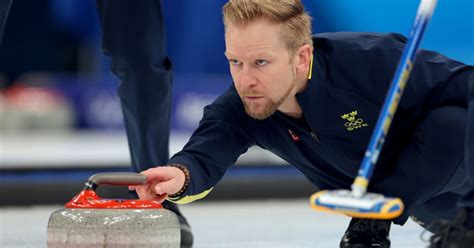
[310,0,437,219]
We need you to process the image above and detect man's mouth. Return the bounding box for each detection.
[245,96,264,100]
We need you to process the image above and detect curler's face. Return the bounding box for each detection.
[225,19,297,120]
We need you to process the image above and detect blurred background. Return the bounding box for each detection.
[0,0,473,205]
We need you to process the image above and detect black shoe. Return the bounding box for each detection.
[340,218,391,248]
[162,200,194,248]
[427,209,474,248]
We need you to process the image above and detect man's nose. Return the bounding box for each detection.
[238,66,257,88]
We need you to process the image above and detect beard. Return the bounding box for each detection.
[241,78,296,120]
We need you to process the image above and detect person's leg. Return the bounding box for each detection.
[96,0,171,171]
[409,156,470,233]
[426,72,474,248]
[95,1,192,247]
[340,106,467,248]
[410,192,462,232]
[0,0,12,43]
[459,73,474,223]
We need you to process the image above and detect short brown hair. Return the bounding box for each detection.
[223,0,313,55]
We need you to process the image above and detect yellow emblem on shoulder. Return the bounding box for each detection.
[341,110,369,131]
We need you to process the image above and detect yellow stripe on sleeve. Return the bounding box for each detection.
[167,188,214,204]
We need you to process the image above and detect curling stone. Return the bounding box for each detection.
[47,172,180,248]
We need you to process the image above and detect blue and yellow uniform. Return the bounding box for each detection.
[168,32,474,226]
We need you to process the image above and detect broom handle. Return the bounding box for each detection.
[351,0,437,197]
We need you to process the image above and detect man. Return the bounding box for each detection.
[95,1,194,247]
[131,0,474,247]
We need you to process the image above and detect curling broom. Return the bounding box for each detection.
[310,0,438,219]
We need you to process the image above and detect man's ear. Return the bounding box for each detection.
[294,45,312,76]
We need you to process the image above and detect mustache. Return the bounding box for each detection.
[240,88,264,96]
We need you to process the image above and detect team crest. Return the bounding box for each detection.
[341,110,368,131]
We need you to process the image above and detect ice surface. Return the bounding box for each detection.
[0,199,427,248]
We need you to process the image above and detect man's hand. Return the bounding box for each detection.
[129,166,186,202]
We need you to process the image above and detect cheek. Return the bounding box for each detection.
[230,72,240,88]
[230,69,244,86]
[232,77,242,93]
[267,73,289,92]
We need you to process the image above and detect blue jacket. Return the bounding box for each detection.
[168,32,473,223]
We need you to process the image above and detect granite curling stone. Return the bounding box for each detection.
[47,172,180,248]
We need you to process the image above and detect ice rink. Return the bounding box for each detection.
[1,199,428,248]
[1,1,472,248]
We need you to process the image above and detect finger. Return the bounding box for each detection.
[134,186,146,199]
[132,184,168,203]
[135,185,155,200]
[154,179,179,195]
[154,184,164,195]
[141,167,170,182]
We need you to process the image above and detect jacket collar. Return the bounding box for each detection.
[296,50,327,113]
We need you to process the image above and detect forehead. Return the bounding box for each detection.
[225,19,287,57]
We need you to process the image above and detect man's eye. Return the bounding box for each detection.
[256,60,268,66]
[229,59,242,66]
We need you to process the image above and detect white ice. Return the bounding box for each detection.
[0,199,428,248]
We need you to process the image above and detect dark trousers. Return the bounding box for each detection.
[459,72,474,211]
[0,1,172,177]
[371,105,468,227]
[95,0,187,220]
[96,0,172,172]
[0,0,11,43]
[411,74,474,230]
[0,0,172,182]
[404,105,472,231]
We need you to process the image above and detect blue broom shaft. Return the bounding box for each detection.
[356,0,437,183]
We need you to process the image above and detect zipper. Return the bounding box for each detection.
[299,116,348,171]
[302,114,320,142]
[274,112,321,142]
[310,132,320,142]
[274,112,350,178]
